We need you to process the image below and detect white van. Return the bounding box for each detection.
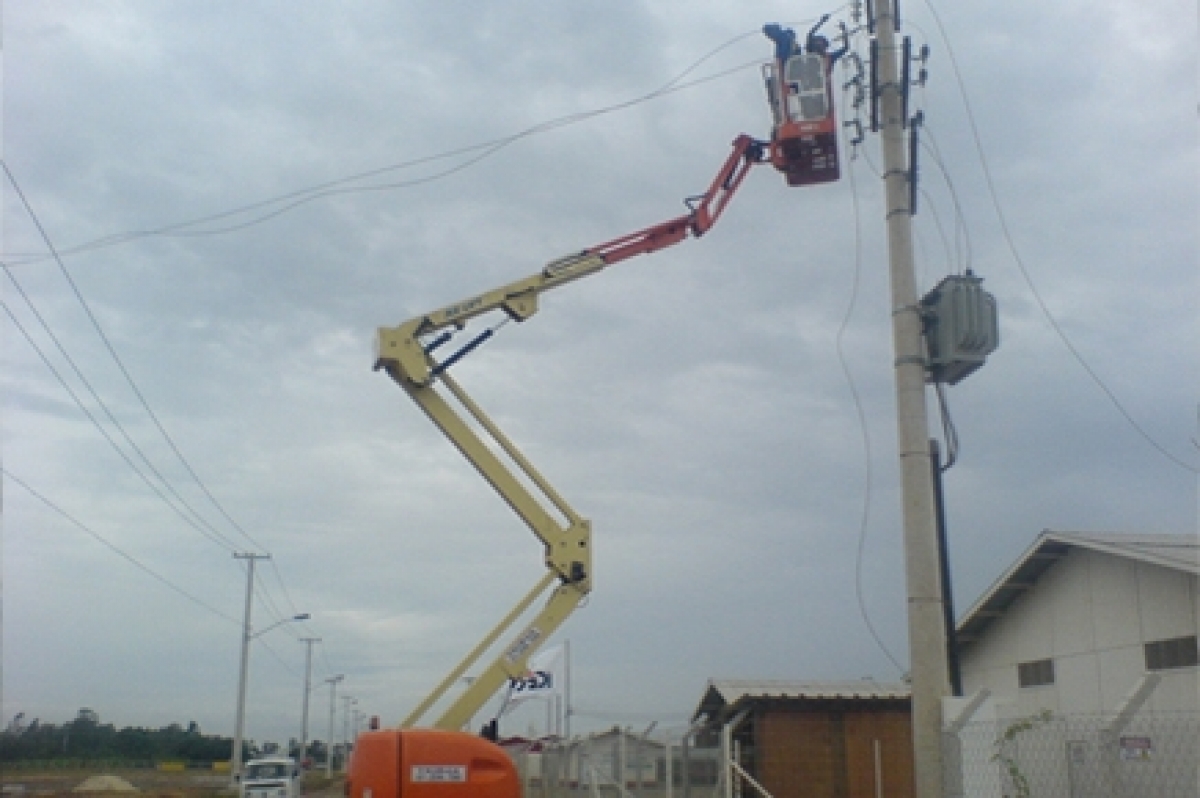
[240,757,302,798]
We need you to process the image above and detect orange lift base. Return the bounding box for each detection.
[346,729,519,798]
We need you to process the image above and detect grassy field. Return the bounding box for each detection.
[0,768,344,798]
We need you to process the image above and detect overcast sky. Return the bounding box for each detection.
[2,0,1195,751]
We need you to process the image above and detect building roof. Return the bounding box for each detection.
[692,679,910,723]
[955,531,1199,647]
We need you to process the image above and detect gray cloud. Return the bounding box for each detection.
[3,0,1194,747]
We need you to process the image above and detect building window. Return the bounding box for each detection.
[1144,635,1199,671]
[1017,658,1055,687]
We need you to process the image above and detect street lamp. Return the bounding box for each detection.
[299,638,322,769]
[325,675,344,778]
[230,554,308,789]
[252,613,311,641]
[232,610,309,783]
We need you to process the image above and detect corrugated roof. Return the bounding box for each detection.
[956,530,1199,647]
[693,679,910,723]
[1047,531,1199,572]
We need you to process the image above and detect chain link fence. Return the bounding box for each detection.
[506,727,724,798]
[945,711,1199,798]
[505,711,1198,798]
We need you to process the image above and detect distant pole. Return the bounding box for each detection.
[563,639,572,739]
[325,675,344,778]
[871,0,949,795]
[232,552,271,787]
[299,638,322,766]
[341,695,357,771]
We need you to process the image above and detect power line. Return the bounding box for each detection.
[1,54,766,266]
[917,0,1197,475]
[0,39,784,672]
[2,161,279,548]
[2,163,310,639]
[839,87,906,675]
[915,126,972,274]
[267,560,303,620]
[0,298,242,551]
[3,467,239,625]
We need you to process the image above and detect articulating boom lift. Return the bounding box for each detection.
[373,132,763,726]
[352,135,766,798]
[350,24,843,798]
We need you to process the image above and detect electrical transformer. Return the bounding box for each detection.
[920,272,999,385]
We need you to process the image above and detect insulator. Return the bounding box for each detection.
[844,119,865,147]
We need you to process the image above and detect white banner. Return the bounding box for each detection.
[502,644,565,715]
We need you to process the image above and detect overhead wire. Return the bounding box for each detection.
[836,31,906,676]
[912,185,955,278]
[914,126,972,274]
[0,46,771,265]
[910,148,964,471]
[3,467,240,625]
[3,162,277,549]
[0,30,784,673]
[917,0,1198,474]
[2,18,879,695]
[254,634,305,681]
[934,382,960,471]
[2,165,249,553]
[318,646,340,685]
[3,164,309,642]
[266,561,303,620]
[0,297,242,551]
[253,578,294,630]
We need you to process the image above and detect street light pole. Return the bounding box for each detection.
[341,696,357,772]
[325,675,344,778]
[231,553,270,787]
[299,638,322,768]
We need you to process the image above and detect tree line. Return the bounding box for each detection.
[0,708,329,764]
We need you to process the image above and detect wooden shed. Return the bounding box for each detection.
[692,679,914,798]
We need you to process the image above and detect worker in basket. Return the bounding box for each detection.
[761,18,842,186]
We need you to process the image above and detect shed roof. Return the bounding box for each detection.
[956,530,1199,647]
[692,679,910,723]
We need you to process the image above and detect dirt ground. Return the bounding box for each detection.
[0,770,344,798]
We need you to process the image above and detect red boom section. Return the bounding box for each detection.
[584,134,765,266]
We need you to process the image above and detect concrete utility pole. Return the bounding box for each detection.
[232,552,271,787]
[299,638,322,767]
[341,695,357,771]
[872,0,951,795]
[325,675,344,778]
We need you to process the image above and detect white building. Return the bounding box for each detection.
[954,530,1197,716]
[946,531,1198,797]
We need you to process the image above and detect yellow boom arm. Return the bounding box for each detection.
[374,135,765,732]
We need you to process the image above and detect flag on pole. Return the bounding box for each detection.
[501,644,565,715]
